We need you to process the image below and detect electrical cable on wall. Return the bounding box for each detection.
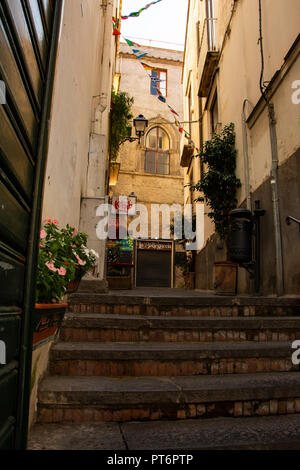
[258,0,270,102]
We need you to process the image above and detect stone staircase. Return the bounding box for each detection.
[36,293,300,429]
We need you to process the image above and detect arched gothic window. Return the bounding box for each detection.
[144,127,170,175]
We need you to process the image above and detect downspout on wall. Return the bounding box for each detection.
[258,0,284,296]
[241,99,252,211]
[94,0,114,134]
[267,103,284,296]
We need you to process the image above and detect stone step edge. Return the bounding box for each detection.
[68,294,300,307]
[67,305,300,318]
[38,372,300,406]
[62,313,300,328]
[29,415,300,450]
[50,341,295,360]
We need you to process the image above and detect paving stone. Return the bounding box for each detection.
[27,423,125,450]
[121,415,300,450]
[28,415,300,450]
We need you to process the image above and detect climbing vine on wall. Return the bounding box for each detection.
[109,90,134,161]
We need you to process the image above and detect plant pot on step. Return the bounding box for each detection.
[66,266,83,294]
[214,261,237,295]
[184,272,195,290]
[33,303,68,346]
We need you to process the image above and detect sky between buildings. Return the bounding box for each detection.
[120,0,188,51]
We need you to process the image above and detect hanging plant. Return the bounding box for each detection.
[109,90,134,161]
[191,123,241,240]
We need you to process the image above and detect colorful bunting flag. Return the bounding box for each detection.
[113,27,121,36]
[121,0,163,20]
[168,105,180,117]
[141,62,153,71]
[136,53,148,59]
[125,38,135,46]
[121,34,195,144]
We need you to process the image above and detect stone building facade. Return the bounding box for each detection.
[110,44,185,288]
[182,0,300,295]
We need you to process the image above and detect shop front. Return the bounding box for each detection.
[135,240,174,288]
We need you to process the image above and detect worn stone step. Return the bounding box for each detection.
[37,372,300,423]
[59,313,300,343]
[49,341,297,376]
[68,293,300,318]
[28,415,300,450]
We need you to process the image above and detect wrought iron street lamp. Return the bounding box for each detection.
[122,114,148,144]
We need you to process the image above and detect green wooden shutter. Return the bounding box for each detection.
[0,0,62,450]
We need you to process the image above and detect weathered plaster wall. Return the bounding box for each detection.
[42,0,102,227]
[183,0,300,295]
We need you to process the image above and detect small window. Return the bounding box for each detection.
[150,69,167,97]
[145,127,170,175]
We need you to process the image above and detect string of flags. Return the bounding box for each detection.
[123,34,197,146]
[112,2,199,152]
[121,0,163,20]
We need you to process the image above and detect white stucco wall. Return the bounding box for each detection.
[182,0,300,247]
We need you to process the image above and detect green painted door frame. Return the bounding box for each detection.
[0,0,63,450]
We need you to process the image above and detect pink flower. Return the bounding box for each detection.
[58,267,66,276]
[40,229,47,239]
[45,218,52,223]
[73,227,78,236]
[53,219,59,225]
[45,261,57,272]
[39,243,45,248]
[75,253,86,266]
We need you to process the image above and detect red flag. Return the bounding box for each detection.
[113,27,121,36]
[168,105,179,117]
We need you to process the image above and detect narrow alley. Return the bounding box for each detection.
[0,0,300,454]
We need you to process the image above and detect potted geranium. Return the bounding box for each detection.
[33,219,98,344]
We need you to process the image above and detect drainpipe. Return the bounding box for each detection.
[268,103,284,296]
[94,0,114,134]
[242,99,252,211]
[258,0,284,296]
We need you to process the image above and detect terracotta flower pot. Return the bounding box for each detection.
[33,303,68,346]
[66,267,83,294]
